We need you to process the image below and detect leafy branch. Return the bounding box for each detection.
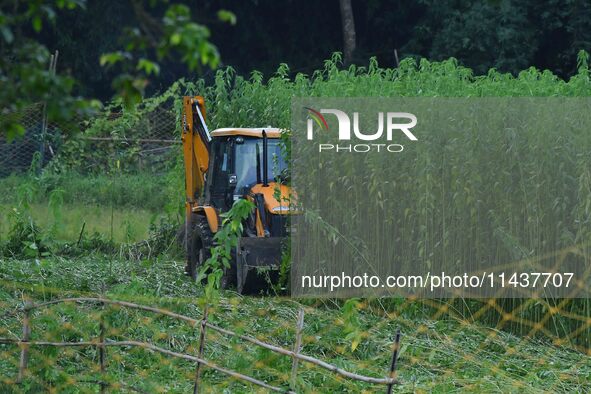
[197,199,254,301]
[100,2,235,107]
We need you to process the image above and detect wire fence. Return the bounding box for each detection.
[0,98,180,177]
[1,278,591,393]
[0,296,401,393]
[0,103,69,176]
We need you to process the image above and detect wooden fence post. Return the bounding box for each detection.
[193,305,209,394]
[290,308,305,391]
[99,308,107,394]
[385,329,401,394]
[3,297,403,391]
[16,301,32,384]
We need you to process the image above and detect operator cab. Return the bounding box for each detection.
[205,128,287,212]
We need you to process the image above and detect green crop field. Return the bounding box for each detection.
[0,203,157,243]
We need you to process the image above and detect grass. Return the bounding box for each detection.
[0,255,590,393]
[0,171,178,212]
[0,202,159,244]
[0,169,181,244]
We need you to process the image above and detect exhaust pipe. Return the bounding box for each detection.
[262,129,268,187]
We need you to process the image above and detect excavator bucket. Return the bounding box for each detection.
[236,237,283,294]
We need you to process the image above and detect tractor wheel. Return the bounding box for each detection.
[187,214,236,288]
[187,215,213,281]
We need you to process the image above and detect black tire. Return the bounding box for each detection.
[187,215,213,281]
[187,213,239,289]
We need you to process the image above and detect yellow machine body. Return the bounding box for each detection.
[181,96,294,293]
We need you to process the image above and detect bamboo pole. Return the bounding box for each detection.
[77,221,86,246]
[1,339,292,393]
[33,298,197,324]
[39,50,58,171]
[290,308,305,391]
[99,310,107,394]
[386,329,401,394]
[205,321,397,385]
[16,301,32,384]
[80,137,181,144]
[21,297,399,386]
[193,305,208,394]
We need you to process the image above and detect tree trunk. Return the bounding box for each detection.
[339,0,356,66]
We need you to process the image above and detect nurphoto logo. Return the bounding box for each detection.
[305,107,418,153]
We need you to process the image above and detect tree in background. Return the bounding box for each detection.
[100,1,235,107]
[421,1,536,74]
[405,0,591,76]
[339,0,356,66]
[0,0,92,140]
[2,0,591,138]
[0,0,234,140]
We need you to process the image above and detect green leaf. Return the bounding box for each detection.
[136,58,161,76]
[32,16,42,32]
[112,74,145,108]
[100,52,125,67]
[217,9,236,25]
[5,123,25,142]
[170,33,182,45]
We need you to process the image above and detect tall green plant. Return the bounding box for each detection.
[198,199,254,301]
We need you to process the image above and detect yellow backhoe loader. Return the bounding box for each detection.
[181,96,291,293]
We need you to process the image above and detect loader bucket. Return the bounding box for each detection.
[236,237,284,294]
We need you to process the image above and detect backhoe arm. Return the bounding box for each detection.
[182,96,210,204]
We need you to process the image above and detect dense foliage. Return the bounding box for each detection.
[0,0,232,139]
[14,0,591,102]
[201,51,590,127]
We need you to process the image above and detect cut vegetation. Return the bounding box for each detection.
[1,256,590,393]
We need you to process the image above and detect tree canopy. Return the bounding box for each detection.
[2,0,590,139]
